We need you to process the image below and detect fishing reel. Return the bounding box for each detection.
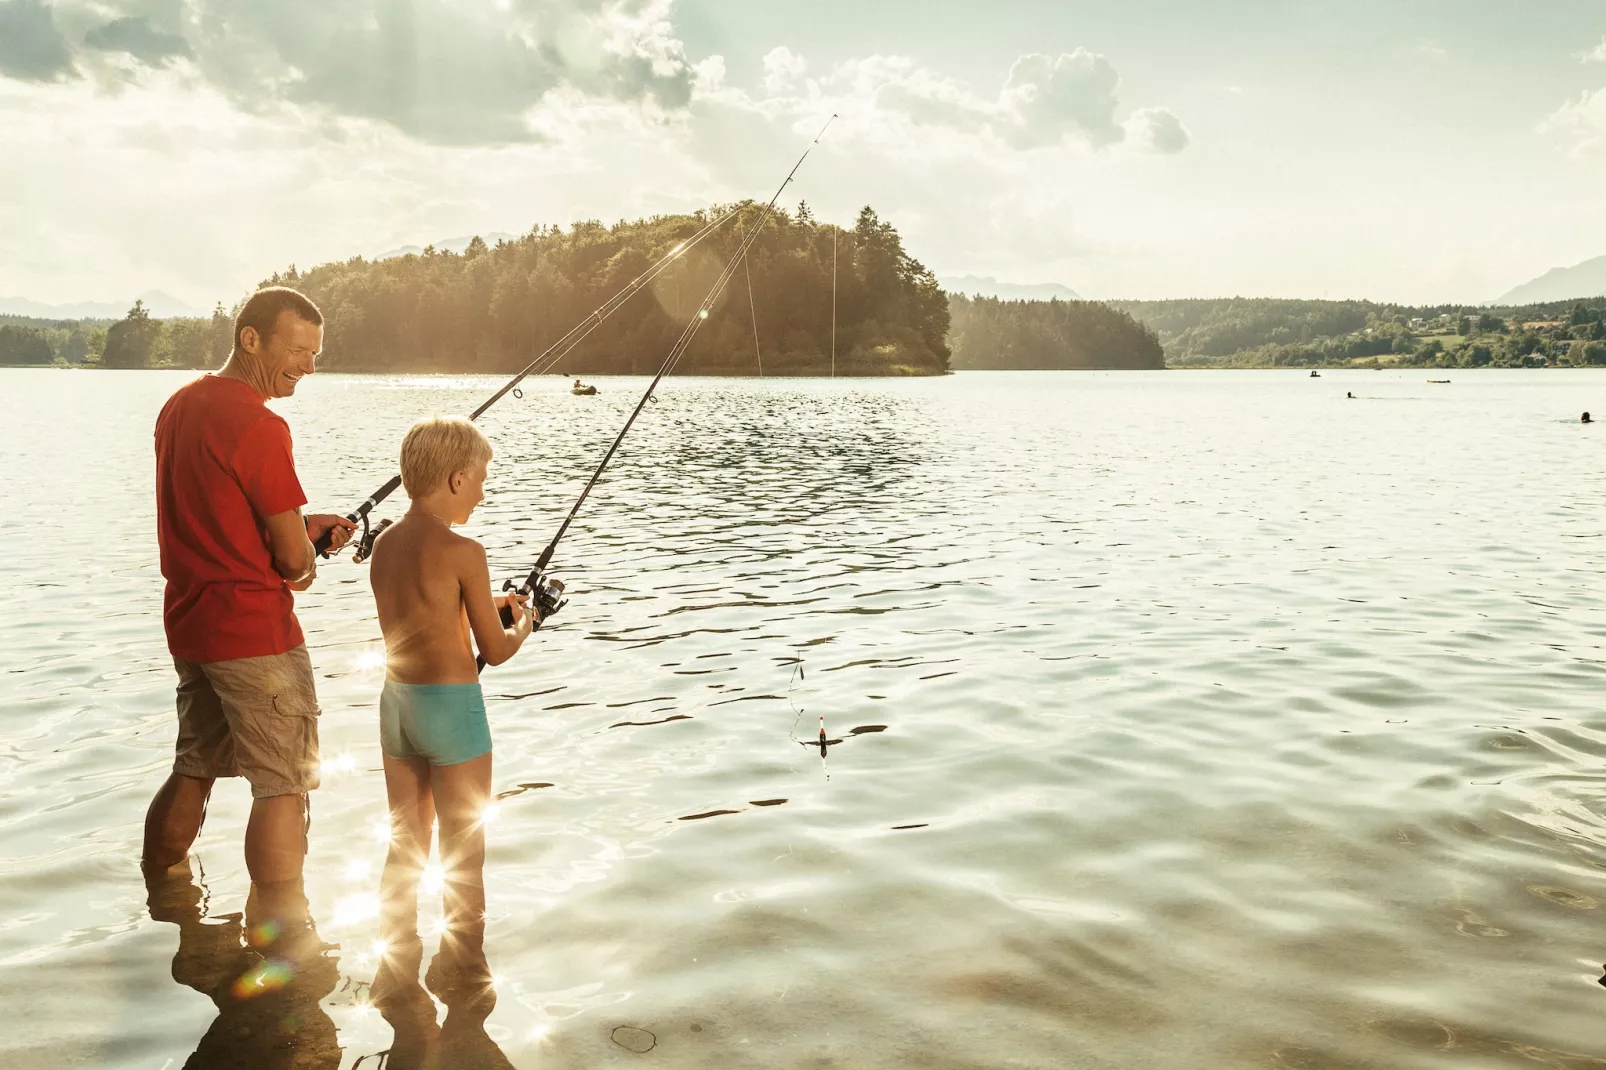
[501,574,567,628]
[350,515,392,565]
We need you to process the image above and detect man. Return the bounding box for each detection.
[143,287,355,897]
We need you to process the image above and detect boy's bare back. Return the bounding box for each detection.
[370,515,495,685]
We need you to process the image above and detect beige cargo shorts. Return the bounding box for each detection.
[171,644,322,798]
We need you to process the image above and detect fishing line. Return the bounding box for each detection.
[314,205,745,560]
[476,114,840,672]
[786,649,830,780]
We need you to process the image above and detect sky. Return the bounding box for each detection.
[2,0,1606,309]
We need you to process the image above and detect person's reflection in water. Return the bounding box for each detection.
[369,916,513,1070]
[145,860,340,1069]
[368,974,515,1070]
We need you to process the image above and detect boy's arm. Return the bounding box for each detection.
[460,540,532,667]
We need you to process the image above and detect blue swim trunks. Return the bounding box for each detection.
[380,680,492,767]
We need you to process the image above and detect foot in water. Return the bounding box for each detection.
[372,929,426,1007]
[245,878,337,969]
[425,936,495,1004]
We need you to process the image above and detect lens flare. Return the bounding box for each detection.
[321,753,358,777]
[231,959,293,1000]
[480,802,502,826]
[422,863,445,894]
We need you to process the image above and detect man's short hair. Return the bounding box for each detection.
[400,416,493,498]
[234,287,323,352]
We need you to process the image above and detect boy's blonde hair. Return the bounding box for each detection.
[400,415,493,498]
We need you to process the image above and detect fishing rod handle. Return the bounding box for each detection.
[477,578,565,674]
[315,475,403,557]
[313,514,357,558]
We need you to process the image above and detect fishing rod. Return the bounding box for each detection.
[312,205,744,560]
[480,115,839,669]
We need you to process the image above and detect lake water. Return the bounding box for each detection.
[2,367,1604,1069]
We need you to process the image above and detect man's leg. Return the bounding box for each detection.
[149,658,231,871]
[143,772,216,872]
[210,646,321,884]
[244,793,309,884]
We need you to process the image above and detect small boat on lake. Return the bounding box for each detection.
[1309,370,1321,377]
[1427,379,1451,384]
[572,378,598,396]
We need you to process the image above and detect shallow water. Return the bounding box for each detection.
[2,367,1605,1069]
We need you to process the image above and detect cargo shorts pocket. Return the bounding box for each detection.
[230,693,320,799]
[266,692,322,798]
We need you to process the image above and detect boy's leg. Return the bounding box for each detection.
[376,754,435,1002]
[380,756,436,940]
[428,752,493,990]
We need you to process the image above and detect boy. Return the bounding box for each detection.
[367,415,535,1000]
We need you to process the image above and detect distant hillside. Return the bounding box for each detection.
[948,295,1162,370]
[0,290,201,319]
[376,233,518,260]
[1497,255,1606,305]
[939,275,1079,301]
[1109,296,1606,369]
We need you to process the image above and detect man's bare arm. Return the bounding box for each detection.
[264,508,316,586]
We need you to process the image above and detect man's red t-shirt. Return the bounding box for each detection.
[156,375,308,662]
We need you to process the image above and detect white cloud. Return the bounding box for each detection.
[999,50,1121,147]
[1584,36,1606,63]
[712,48,1185,157]
[3,0,699,144]
[1126,107,1189,154]
[762,45,806,95]
[1415,40,1448,61]
[1540,87,1606,155]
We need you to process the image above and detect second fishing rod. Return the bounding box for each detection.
[479,116,839,670]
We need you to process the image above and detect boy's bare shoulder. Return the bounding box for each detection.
[439,527,488,561]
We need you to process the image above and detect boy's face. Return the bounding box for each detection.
[449,459,489,523]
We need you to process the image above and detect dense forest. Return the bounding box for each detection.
[288,202,950,376]
[1113,297,1606,368]
[948,296,1163,369]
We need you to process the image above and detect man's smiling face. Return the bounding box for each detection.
[244,310,323,398]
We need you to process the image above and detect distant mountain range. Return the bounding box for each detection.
[1496,255,1606,305]
[0,290,202,320]
[375,233,518,260]
[937,275,1080,301]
